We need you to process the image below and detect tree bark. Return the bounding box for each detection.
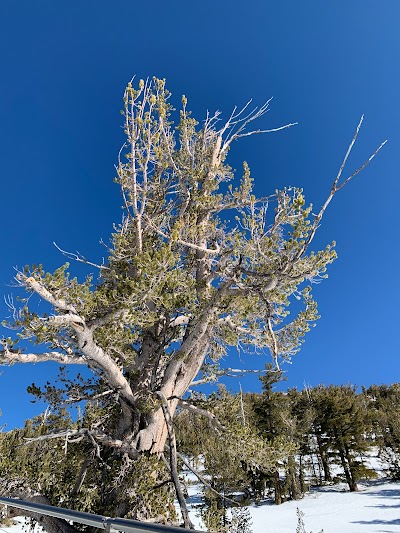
[344,442,359,492]
[333,429,358,492]
[273,470,282,505]
[157,392,193,529]
[315,430,332,482]
[287,455,301,500]
[134,337,210,453]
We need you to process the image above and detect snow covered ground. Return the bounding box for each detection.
[183,479,400,532]
[182,452,400,532]
[246,480,400,533]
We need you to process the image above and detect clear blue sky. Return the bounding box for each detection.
[0,1,399,428]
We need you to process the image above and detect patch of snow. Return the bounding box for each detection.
[249,480,400,533]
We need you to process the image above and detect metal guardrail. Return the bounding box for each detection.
[0,497,202,533]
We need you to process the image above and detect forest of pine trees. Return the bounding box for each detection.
[173,376,400,514]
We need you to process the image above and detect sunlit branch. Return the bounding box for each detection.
[53,242,110,271]
[23,428,139,459]
[21,276,78,313]
[291,116,387,264]
[0,347,85,365]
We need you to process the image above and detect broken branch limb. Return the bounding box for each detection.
[190,367,267,386]
[174,399,226,432]
[176,452,238,507]
[336,138,388,192]
[53,242,110,271]
[156,392,194,529]
[290,117,387,264]
[267,317,280,371]
[23,428,139,459]
[144,215,220,254]
[0,347,85,366]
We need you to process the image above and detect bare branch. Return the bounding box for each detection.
[332,115,364,190]
[93,434,139,458]
[156,392,194,529]
[176,452,238,506]
[169,315,190,327]
[23,428,87,443]
[0,347,85,365]
[190,366,267,386]
[74,327,136,406]
[53,242,110,271]
[267,317,280,371]
[175,398,226,432]
[23,428,139,459]
[65,389,115,404]
[336,139,388,192]
[47,313,85,328]
[233,122,298,140]
[289,117,387,264]
[219,96,297,154]
[144,216,220,254]
[217,315,253,335]
[71,456,93,496]
[224,367,268,375]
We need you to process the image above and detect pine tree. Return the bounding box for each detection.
[0,77,384,528]
[254,368,305,503]
[366,383,400,479]
[311,385,374,492]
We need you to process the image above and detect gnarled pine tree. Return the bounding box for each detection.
[0,78,385,528]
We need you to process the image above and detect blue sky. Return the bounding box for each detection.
[0,1,399,428]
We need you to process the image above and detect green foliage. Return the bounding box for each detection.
[228,507,253,533]
[364,383,400,479]
[198,491,253,533]
[199,490,227,533]
[5,78,340,375]
[0,76,370,527]
[176,386,295,501]
[0,419,174,522]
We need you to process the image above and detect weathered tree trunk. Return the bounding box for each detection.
[333,429,358,492]
[338,445,358,491]
[344,442,359,493]
[309,447,321,485]
[287,455,301,500]
[273,470,283,505]
[134,341,209,453]
[315,430,332,482]
[158,392,194,529]
[299,455,307,494]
